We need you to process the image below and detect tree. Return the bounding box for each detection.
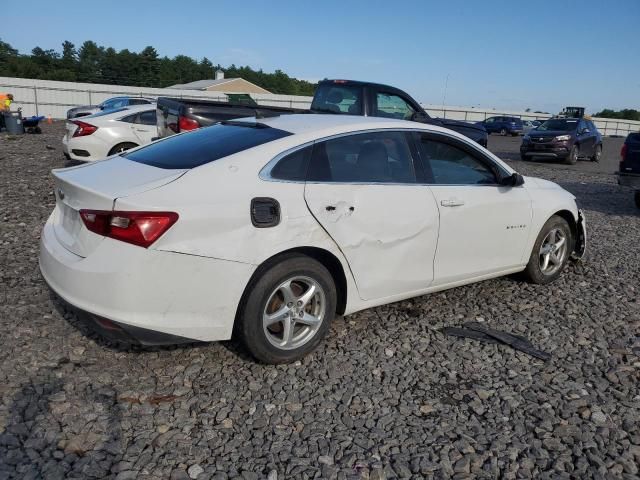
[0,38,318,95]
[594,108,640,121]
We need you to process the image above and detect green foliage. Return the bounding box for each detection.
[0,38,316,95]
[594,108,640,121]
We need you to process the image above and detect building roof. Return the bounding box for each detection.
[168,79,237,90]
[168,78,271,94]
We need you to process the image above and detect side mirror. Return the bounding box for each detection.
[411,111,430,123]
[501,172,525,187]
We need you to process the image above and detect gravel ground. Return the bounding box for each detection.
[0,123,639,480]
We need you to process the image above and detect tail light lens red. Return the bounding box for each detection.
[178,115,199,131]
[72,120,98,137]
[79,210,178,248]
[620,144,628,171]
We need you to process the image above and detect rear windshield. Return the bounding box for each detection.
[538,119,578,132]
[311,83,362,115]
[124,122,292,169]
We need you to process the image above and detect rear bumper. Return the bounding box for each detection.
[617,172,640,188]
[39,213,256,343]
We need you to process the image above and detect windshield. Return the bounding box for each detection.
[123,122,292,169]
[311,84,362,115]
[537,119,578,132]
[101,98,128,110]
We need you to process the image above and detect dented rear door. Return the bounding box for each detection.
[303,130,439,301]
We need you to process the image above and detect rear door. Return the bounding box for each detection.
[304,130,439,301]
[130,110,158,144]
[414,132,532,285]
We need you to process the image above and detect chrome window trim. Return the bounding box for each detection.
[259,127,510,186]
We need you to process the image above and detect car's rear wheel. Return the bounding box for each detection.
[565,145,578,165]
[108,142,138,156]
[237,254,336,364]
[500,128,507,136]
[591,144,602,162]
[523,215,573,284]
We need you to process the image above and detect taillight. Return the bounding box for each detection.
[620,144,628,171]
[178,116,199,131]
[79,210,178,248]
[72,120,98,137]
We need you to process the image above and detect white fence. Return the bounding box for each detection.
[2,76,639,137]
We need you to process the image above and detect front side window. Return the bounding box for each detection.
[485,117,495,124]
[375,93,415,120]
[308,131,417,183]
[310,84,362,115]
[124,122,292,169]
[417,136,497,185]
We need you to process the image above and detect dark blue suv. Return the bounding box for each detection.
[478,116,523,136]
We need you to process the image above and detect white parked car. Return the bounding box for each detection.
[41,114,586,363]
[62,104,158,162]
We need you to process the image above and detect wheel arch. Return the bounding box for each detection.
[552,209,577,240]
[108,141,139,156]
[235,247,349,327]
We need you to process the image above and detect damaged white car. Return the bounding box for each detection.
[39,114,586,363]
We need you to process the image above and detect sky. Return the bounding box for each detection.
[3,0,640,113]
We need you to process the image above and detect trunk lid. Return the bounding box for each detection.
[52,156,186,257]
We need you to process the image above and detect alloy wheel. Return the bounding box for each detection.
[539,228,568,276]
[262,276,326,350]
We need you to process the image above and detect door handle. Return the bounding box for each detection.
[441,199,465,207]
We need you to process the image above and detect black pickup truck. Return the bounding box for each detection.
[156,79,487,146]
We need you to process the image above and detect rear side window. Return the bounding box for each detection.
[308,131,417,183]
[124,123,292,169]
[137,110,156,125]
[311,84,362,115]
[270,146,312,181]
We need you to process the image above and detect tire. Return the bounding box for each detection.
[236,254,336,364]
[500,128,507,136]
[635,191,640,209]
[520,153,527,161]
[523,215,573,284]
[108,142,138,156]
[565,144,578,165]
[591,144,602,162]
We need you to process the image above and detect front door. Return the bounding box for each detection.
[414,132,532,285]
[304,130,439,301]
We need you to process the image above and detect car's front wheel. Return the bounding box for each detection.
[565,145,579,165]
[500,128,507,136]
[523,215,573,284]
[591,144,602,162]
[237,254,336,364]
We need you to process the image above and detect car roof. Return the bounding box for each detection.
[83,103,156,120]
[233,113,454,138]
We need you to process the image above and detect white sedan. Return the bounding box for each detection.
[62,104,157,162]
[41,114,586,363]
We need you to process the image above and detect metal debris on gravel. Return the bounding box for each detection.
[0,124,639,479]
